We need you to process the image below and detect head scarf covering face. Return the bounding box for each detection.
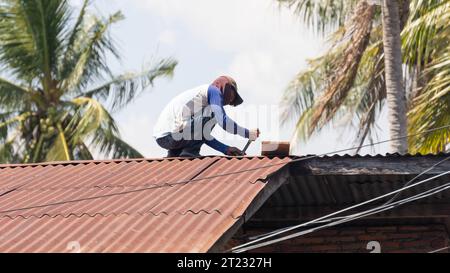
[211,76,242,106]
[212,76,236,93]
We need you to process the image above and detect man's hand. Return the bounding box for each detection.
[226,147,245,156]
[249,128,260,141]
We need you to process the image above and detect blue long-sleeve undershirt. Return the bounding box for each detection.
[204,85,249,154]
[204,138,229,154]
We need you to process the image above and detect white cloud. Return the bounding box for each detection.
[135,1,309,49]
[69,0,84,8]
[118,111,166,158]
[71,0,390,158]
[121,0,326,156]
[133,0,323,103]
[158,29,177,47]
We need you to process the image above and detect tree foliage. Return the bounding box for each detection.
[0,0,177,163]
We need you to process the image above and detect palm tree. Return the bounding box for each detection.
[278,0,449,154]
[0,0,177,163]
[381,0,408,153]
[406,1,450,153]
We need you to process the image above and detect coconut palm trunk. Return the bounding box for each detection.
[279,0,449,154]
[381,0,408,154]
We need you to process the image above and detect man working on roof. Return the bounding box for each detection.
[153,76,260,157]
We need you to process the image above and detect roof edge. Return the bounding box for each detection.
[0,155,292,169]
[1,152,448,169]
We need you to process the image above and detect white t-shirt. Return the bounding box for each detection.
[153,84,212,139]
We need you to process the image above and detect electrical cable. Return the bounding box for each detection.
[384,156,450,206]
[248,154,450,241]
[233,177,450,253]
[232,170,450,252]
[429,246,450,253]
[0,124,449,218]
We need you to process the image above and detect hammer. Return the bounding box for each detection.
[242,128,260,155]
[242,140,253,155]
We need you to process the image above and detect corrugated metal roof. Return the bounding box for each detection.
[264,153,450,207]
[266,174,450,207]
[0,156,291,253]
[1,152,447,252]
[311,152,450,158]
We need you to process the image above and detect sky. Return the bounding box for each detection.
[71,0,391,158]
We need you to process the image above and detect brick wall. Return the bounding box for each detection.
[226,224,450,253]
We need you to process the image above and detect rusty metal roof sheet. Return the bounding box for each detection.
[0,156,291,253]
[266,173,450,208]
[265,153,450,208]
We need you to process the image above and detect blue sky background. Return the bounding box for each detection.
[71,0,391,158]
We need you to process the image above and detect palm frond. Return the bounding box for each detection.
[0,1,40,80]
[62,0,90,60]
[44,96,113,161]
[281,2,376,143]
[82,58,177,112]
[280,68,317,125]
[0,111,19,141]
[0,1,174,162]
[59,11,124,93]
[92,128,143,159]
[67,96,142,159]
[66,97,118,143]
[351,50,386,152]
[0,0,69,83]
[402,0,450,71]
[408,0,448,22]
[282,0,449,154]
[45,123,71,161]
[0,128,22,163]
[333,27,386,152]
[280,50,338,125]
[408,52,450,153]
[0,77,30,110]
[280,31,352,125]
[0,141,14,163]
[308,2,375,134]
[0,112,32,130]
[276,0,359,35]
[405,0,450,154]
[73,142,93,160]
[291,107,314,143]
